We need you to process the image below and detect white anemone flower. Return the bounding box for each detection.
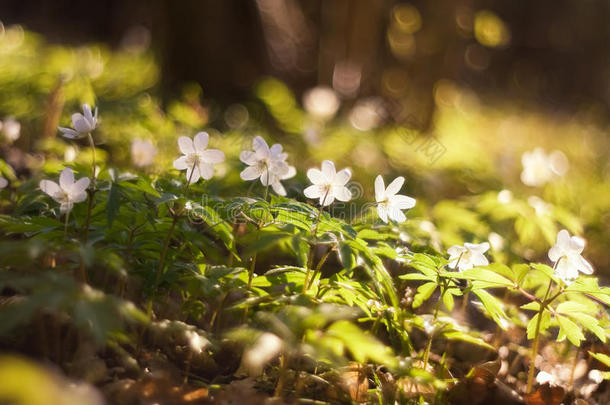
[303,160,352,206]
[173,132,225,184]
[239,136,296,196]
[39,168,90,214]
[58,104,98,139]
[2,117,21,143]
[374,175,416,223]
[447,242,490,272]
[521,148,568,187]
[548,229,594,284]
[0,177,7,189]
[131,139,157,168]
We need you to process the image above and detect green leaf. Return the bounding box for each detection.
[556,315,585,346]
[106,182,120,227]
[338,241,356,271]
[520,302,541,311]
[442,330,495,351]
[589,352,610,368]
[443,290,455,312]
[472,289,508,329]
[556,301,594,316]
[399,272,434,282]
[413,282,437,308]
[526,311,551,340]
[449,267,513,288]
[326,320,396,366]
[121,177,160,197]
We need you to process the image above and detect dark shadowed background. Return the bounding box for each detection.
[1,0,608,129]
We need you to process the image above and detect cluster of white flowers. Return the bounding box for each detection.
[520,148,568,187]
[39,104,98,215]
[445,229,594,285]
[44,105,596,289]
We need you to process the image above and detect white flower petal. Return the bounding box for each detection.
[388,207,406,223]
[240,150,258,165]
[447,245,465,257]
[321,194,335,206]
[568,235,585,254]
[59,168,75,190]
[40,180,61,199]
[307,168,325,184]
[280,166,296,180]
[241,166,263,181]
[58,127,80,139]
[83,104,93,124]
[321,160,336,181]
[304,184,323,199]
[577,256,594,275]
[556,258,579,283]
[0,178,7,189]
[186,166,201,183]
[70,177,90,196]
[198,163,215,180]
[60,202,74,214]
[377,204,389,223]
[374,175,385,202]
[465,242,490,254]
[556,229,571,250]
[385,176,405,196]
[390,195,416,210]
[548,244,563,262]
[178,136,195,154]
[471,253,489,267]
[71,190,88,203]
[271,161,290,177]
[269,143,283,155]
[72,113,92,133]
[173,156,189,170]
[193,132,209,151]
[332,185,352,202]
[201,149,225,164]
[334,168,351,186]
[271,181,286,196]
[253,136,270,158]
[252,136,268,151]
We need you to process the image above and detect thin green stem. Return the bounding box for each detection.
[87,133,96,187]
[422,280,446,370]
[303,190,329,293]
[64,209,70,238]
[526,278,554,393]
[263,164,270,202]
[310,248,332,292]
[81,189,95,243]
[247,252,257,291]
[81,133,97,243]
[148,213,180,317]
